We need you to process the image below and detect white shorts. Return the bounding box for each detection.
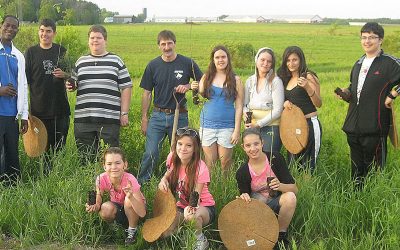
[199,127,235,148]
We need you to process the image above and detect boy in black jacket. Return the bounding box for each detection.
[338,22,400,188]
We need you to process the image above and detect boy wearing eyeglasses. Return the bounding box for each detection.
[338,22,400,188]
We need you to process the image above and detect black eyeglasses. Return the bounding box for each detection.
[176,128,198,138]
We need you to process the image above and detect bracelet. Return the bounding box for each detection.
[388,93,396,100]
[308,90,315,97]
[120,112,129,116]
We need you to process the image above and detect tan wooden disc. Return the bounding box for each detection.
[218,199,279,250]
[142,189,177,242]
[23,115,48,157]
[280,105,309,154]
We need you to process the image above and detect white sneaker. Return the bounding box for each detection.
[195,236,209,250]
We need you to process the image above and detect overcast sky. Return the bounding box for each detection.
[90,0,399,19]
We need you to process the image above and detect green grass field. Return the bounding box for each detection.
[1,23,400,249]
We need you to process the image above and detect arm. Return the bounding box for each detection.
[86,186,104,213]
[256,78,284,127]
[304,73,322,108]
[120,87,132,127]
[141,90,152,135]
[192,75,206,97]
[270,179,298,194]
[243,77,251,113]
[129,190,146,217]
[231,76,244,144]
[124,188,146,218]
[158,168,172,192]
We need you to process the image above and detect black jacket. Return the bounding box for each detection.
[343,51,400,136]
[236,152,295,195]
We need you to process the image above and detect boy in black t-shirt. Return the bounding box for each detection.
[25,19,70,158]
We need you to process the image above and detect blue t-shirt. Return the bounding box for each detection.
[0,45,18,116]
[140,54,202,110]
[200,85,235,129]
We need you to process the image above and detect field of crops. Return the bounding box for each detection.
[1,23,400,249]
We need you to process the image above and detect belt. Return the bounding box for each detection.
[154,106,187,114]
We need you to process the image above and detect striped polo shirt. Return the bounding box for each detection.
[72,53,132,124]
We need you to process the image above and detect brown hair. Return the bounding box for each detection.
[101,147,127,165]
[88,25,107,40]
[157,30,176,45]
[168,131,201,198]
[202,45,237,100]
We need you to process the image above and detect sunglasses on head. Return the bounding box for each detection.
[176,127,198,138]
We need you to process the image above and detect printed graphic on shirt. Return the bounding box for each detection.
[174,70,183,80]
[43,60,55,75]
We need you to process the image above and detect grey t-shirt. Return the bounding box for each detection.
[140,54,202,110]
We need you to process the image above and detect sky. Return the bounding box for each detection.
[90,0,399,19]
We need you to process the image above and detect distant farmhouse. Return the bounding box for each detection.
[147,14,322,23]
[223,15,323,23]
[113,15,134,24]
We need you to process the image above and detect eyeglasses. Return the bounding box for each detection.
[360,36,380,41]
[176,127,198,138]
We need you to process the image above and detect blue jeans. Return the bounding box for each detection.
[138,111,188,184]
[260,125,282,153]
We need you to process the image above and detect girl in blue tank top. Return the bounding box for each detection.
[191,45,244,172]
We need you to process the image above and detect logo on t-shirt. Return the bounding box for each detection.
[43,60,55,75]
[174,70,183,80]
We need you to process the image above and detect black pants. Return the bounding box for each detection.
[347,134,386,185]
[74,122,120,162]
[0,116,20,183]
[40,116,70,152]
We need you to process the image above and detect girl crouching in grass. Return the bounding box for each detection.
[158,127,216,250]
[85,147,146,245]
[236,128,297,250]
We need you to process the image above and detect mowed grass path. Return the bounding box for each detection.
[1,23,400,249]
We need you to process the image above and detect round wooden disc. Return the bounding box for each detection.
[280,105,309,154]
[23,115,48,157]
[218,199,279,250]
[142,189,177,242]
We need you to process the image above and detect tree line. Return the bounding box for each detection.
[0,0,118,25]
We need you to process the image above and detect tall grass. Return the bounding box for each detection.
[1,23,400,249]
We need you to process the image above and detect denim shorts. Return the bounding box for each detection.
[111,202,128,227]
[251,192,281,214]
[199,127,235,148]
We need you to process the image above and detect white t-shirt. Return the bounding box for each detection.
[357,57,375,104]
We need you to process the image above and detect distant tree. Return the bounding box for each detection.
[76,1,100,24]
[100,8,118,23]
[21,0,36,22]
[63,8,76,25]
[218,14,228,21]
[38,0,57,21]
[135,13,145,23]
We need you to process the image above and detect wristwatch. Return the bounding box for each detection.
[120,112,129,116]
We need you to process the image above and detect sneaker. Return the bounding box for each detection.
[274,232,290,250]
[125,228,137,245]
[195,236,209,250]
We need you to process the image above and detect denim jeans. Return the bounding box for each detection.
[138,111,188,184]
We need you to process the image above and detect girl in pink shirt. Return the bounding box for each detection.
[85,147,146,246]
[158,127,215,250]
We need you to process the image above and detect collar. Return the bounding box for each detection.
[357,49,384,64]
[0,41,17,56]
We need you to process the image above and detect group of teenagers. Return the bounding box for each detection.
[1,14,400,249]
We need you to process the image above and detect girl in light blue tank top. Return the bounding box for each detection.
[200,85,235,129]
[190,45,244,171]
